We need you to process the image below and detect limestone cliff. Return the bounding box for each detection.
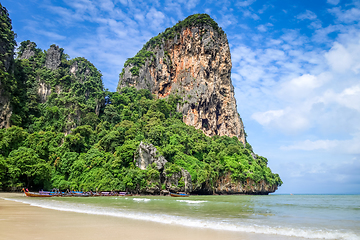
[118,14,246,144]
[0,4,15,128]
[45,45,62,70]
[134,142,193,194]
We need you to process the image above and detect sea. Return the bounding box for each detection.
[3,194,360,240]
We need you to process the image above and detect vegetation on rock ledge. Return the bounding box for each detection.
[119,14,224,80]
[0,7,282,193]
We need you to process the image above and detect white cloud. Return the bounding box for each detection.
[252,109,284,125]
[237,0,256,7]
[327,0,340,5]
[281,133,360,154]
[296,10,317,20]
[242,10,260,20]
[257,23,273,32]
[325,42,353,72]
[252,108,310,133]
[278,74,328,101]
[146,7,166,30]
[325,39,360,73]
[329,6,360,23]
[321,85,360,111]
[184,0,200,10]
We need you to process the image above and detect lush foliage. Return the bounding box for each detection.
[119,14,223,80]
[0,11,282,193]
[0,70,282,191]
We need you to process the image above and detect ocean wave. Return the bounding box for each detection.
[2,197,359,240]
[176,200,208,204]
[133,198,151,202]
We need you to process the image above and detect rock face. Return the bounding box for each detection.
[45,45,62,70]
[118,14,246,144]
[163,168,193,194]
[19,42,36,60]
[215,173,278,195]
[37,81,52,103]
[0,5,15,128]
[0,96,11,128]
[135,142,193,194]
[135,141,167,170]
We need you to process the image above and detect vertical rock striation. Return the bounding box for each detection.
[45,45,62,70]
[118,14,246,144]
[0,4,15,128]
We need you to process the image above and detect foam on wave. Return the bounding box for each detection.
[2,197,359,240]
[176,200,208,204]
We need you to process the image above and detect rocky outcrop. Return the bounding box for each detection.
[135,142,193,194]
[135,141,167,170]
[0,4,15,128]
[70,61,91,83]
[45,45,62,70]
[37,80,52,103]
[163,168,193,194]
[19,42,36,60]
[215,173,277,195]
[118,14,246,144]
[0,96,11,128]
[0,6,14,72]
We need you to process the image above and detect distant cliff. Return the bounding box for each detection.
[0,6,281,194]
[118,14,246,145]
[0,4,16,128]
[4,39,104,133]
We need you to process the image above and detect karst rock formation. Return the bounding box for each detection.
[118,14,246,144]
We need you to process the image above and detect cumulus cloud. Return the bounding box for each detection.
[296,10,317,20]
[327,0,340,5]
[281,133,360,154]
[252,107,310,134]
[242,10,260,20]
[325,40,360,73]
[257,23,273,32]
[234,19,360,139]
[329,6,360,23]
[236,0,256,7]
[146,7,166,30]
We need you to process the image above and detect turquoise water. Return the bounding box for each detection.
[3,194,360,239]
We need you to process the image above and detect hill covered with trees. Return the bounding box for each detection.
[0,4,282,194]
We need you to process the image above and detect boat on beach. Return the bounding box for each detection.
[22,188,131,197]
[170,192,189,197]
[24,191,59,197]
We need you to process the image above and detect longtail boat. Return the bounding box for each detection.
[170,192,189,197]
[23,189,58,197]
[22,188,131,197]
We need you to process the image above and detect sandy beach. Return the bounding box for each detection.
[0,193,302,240]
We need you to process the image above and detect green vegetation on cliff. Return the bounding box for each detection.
[0,7,282,193]
[0,84,282,191]
[120,14,224,79]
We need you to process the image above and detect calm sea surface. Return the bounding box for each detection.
[3,194,360,239]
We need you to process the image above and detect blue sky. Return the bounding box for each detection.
[4,0,360,194]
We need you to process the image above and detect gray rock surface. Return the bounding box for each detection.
[163,168,193,193]
[215,173,277,195]
[118,22,246,144]
[37,81,52,103]
[0,6,13,128]
[19,42,36,60]
[0,94,11,128]
[45,45,61,70]
[135,141,167,170]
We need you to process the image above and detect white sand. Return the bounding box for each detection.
[0,193,301,240]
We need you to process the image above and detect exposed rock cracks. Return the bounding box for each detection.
[134,142,193,194]
[118,24,246,144]
[45,45,62,70]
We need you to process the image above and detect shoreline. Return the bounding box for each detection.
[0,193,303,240]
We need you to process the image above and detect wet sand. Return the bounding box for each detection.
[0,193,301,240]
